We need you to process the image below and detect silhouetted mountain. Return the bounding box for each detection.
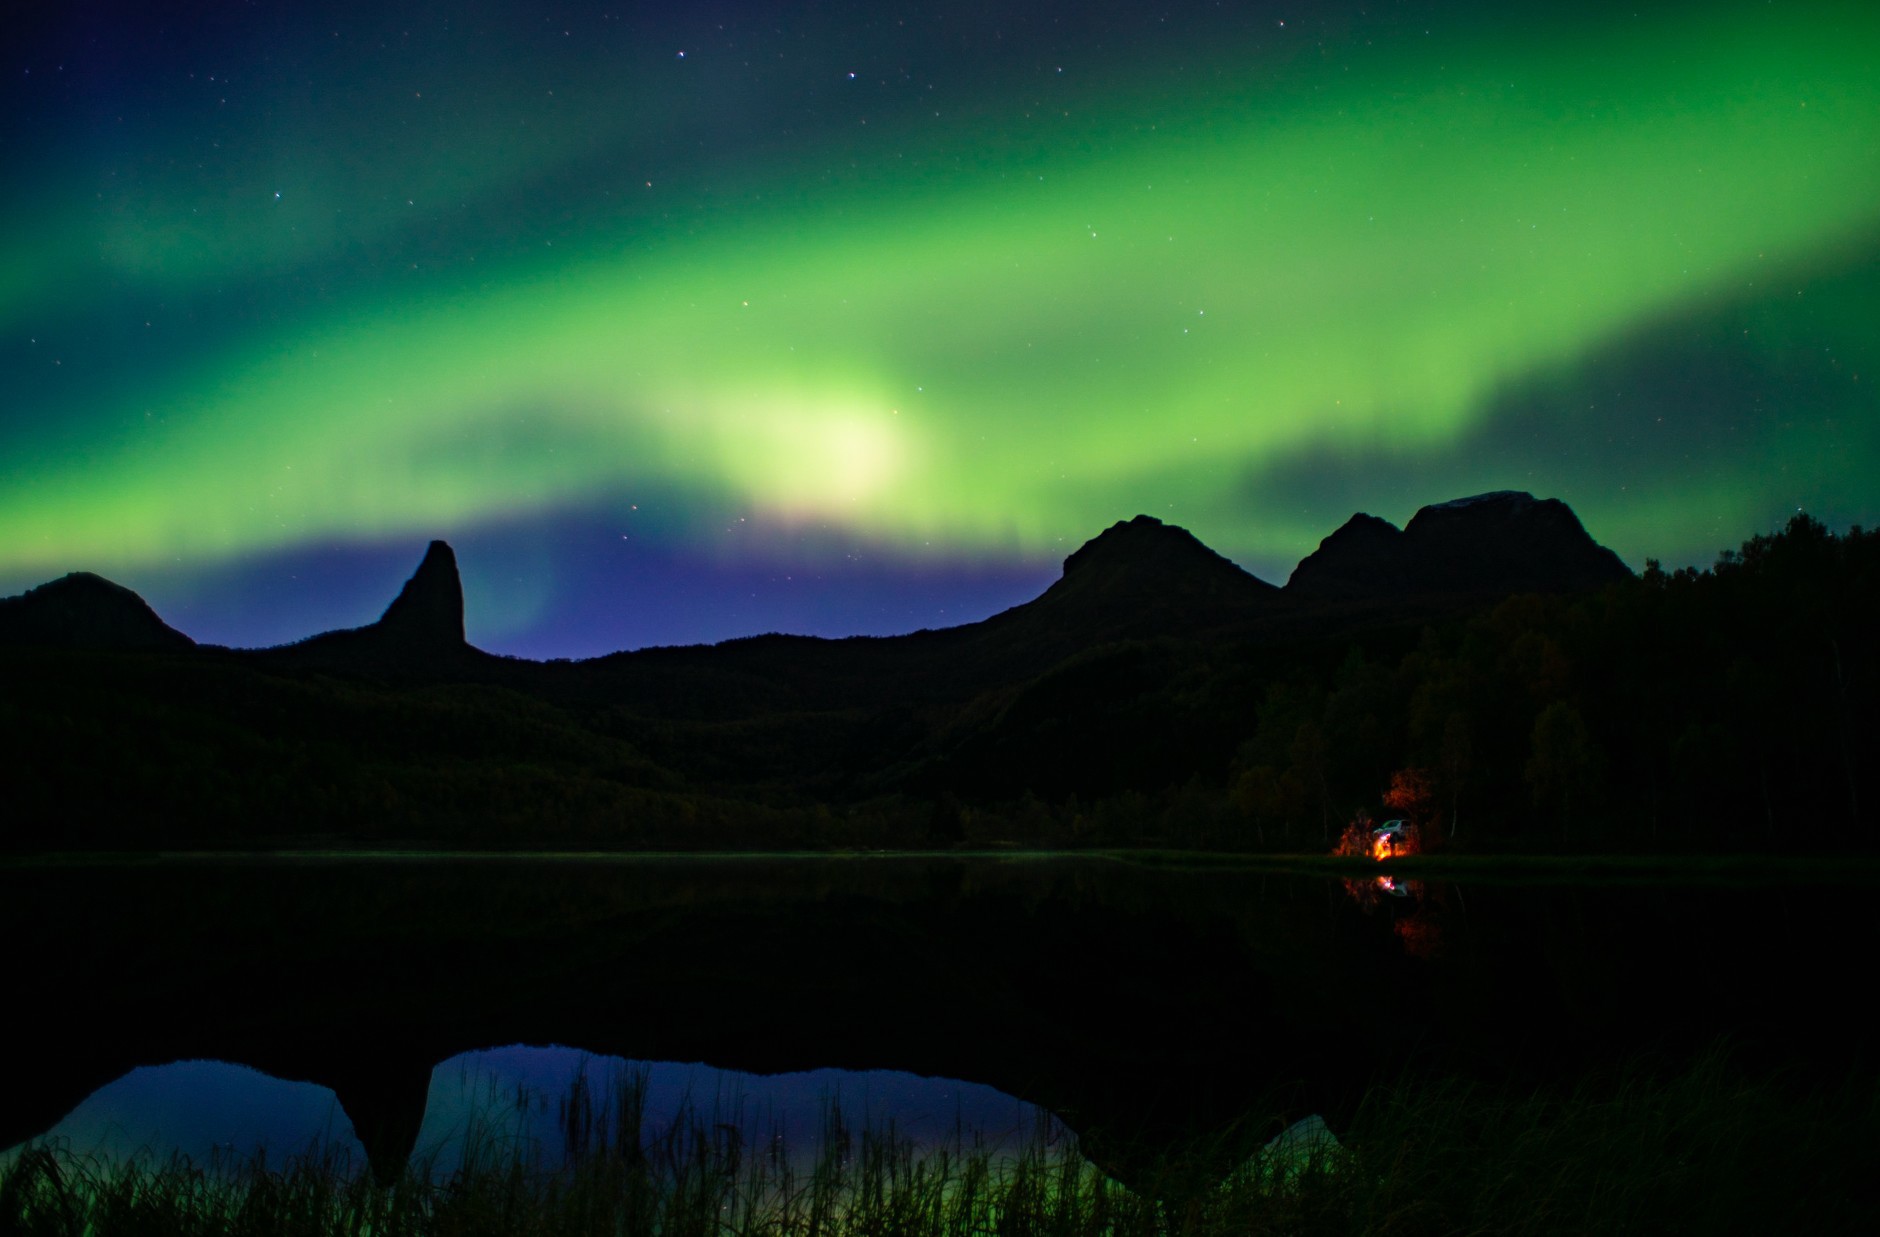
[0,571,193,651]
[1287,491,1631,600]
[1403,491,1633,592]
[262,540,485,674]
[559,513,1287,721]
[1049,513,1278,615]
[1280,513,1407,600]
[15,496,1850,858]
[969,514,1280,654]
[377,540,466,645]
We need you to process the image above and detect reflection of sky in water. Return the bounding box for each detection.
[1,1059,362,1168]
[7,1046,1068,1177]
[420,1046,1069,1175]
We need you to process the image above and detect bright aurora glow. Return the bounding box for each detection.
[3,1,1876,656]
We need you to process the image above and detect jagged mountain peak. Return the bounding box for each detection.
[1061,514,1253,581]
[257,539,473,673]
[1314,511,1404,552]
[1285,513,1407,598]
[975,514,1277,651]
[375,540,465,646]
[1289,491,1630,601]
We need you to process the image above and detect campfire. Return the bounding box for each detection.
[1337,817,1417,860]
[1371,819,1417,858]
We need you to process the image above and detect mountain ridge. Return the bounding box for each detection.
[254,539,484,675]
[0,493,1629,664]
[2,505,1869,859]
[1287,491,1631,601]
[0,571,194,651]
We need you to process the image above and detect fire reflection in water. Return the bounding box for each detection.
[1339,870,1449,960]
[1340,872,1420,910]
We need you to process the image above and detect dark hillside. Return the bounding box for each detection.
[0,572,194,651]
[2,500,1868,854]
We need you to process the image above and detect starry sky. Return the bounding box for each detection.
[3,1,1875,657]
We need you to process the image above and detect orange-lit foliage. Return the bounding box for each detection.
[1334,817,1420,860]
[1338,875,1380,908]
[1333,821,1373,857]
[1338,873,1445,958]
[1384,767,1436,819]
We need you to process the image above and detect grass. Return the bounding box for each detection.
[3,1045,1870,1236]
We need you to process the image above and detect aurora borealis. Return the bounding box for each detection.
[4,1,1876,656]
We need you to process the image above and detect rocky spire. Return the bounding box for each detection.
[374,540,465,646]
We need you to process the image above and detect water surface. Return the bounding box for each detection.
[13,1046,1064,1179]
[3,853,1869,1184]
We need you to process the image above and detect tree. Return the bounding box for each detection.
[1290,721,1332,844]
[1439,711,1472,842]
[1525,701,1601,841]
[1383,767,1437,824]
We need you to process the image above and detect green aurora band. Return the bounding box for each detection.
[3,3,1877,589]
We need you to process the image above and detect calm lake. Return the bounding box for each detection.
[2,853,1871,1188]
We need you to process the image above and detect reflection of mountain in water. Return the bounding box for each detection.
[2,1060,361,1170]
[10,1048,1067,1183]
[2,856,1872,1190]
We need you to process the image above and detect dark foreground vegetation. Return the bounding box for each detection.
[4,1046,1868,1237]
[1221,513,1877,854]
[955,514,1878,854]
[2,504,1873,854]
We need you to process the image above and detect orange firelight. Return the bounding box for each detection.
[1370,825,1417,861]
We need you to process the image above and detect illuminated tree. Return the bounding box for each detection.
[1383,767,1437,822]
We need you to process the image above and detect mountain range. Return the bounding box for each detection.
[0,491,1663,852]
[1,490,1627,670]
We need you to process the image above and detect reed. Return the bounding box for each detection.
[2,1045,1868,1236]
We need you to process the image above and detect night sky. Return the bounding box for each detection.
[4,1,1875,657]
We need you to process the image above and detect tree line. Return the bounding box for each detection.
[965,514,1876,853]
[2,514,1871,855]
